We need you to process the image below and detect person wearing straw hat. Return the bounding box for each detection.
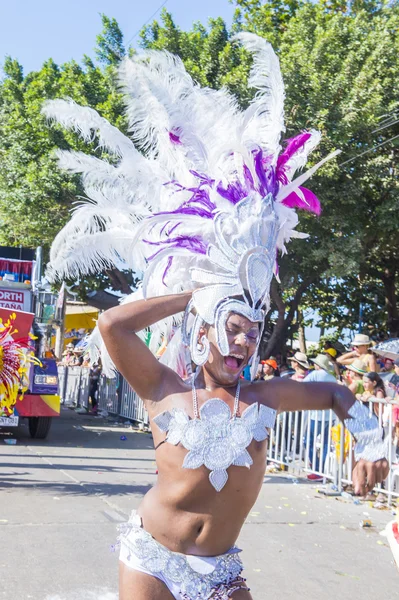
[344,359,368,396]
[288,351,310,381]
[60,343,75,366]
[303,355,337,480]
[337,333,378,372]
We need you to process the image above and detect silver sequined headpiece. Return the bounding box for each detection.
[182,193,278,367]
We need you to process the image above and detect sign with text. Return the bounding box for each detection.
[0,307,34,339]
[0,288,31,311]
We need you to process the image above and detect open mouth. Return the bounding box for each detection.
[224,353,245,370]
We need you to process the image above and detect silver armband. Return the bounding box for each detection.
[344,401,388,463]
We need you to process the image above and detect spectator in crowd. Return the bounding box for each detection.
[44,347,56,359]
[242,364,252,381]
[356,371,386,422]
[357,371,390,504]
[71,347,84,366]
[344,359,367,395]
[60,343,75,366]
[381,358,395,373]
[261,358,280,380]
[323,345,341,379]
[323,341,336,357]
[89,359,102,413]
[337,334,378,372]
[391,362,399,457]
[288,352,310,381]
[393,358,399,385]
[358,372,386,402]
[252,363,263,381]
[279,362,293,378]
[303,354,337,480]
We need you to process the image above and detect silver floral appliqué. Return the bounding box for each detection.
[154,399,276,491]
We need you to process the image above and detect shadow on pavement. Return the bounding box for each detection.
[0,476,153,496]
[0,406,154,451]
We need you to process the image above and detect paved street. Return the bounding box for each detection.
[1,409,397,600]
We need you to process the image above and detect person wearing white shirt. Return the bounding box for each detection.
[303,354,337,480]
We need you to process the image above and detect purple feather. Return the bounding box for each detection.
[189,170,215,187]
[282,186,321,216]
[243,164,255,191]
[169,130,182,145]
[216,179,249,205]
[162,256,174,286]
[277,132,312,174]
[160,175,216,219]
[155,205,214,219]
[253,149,278,197]
[145,235,208,262]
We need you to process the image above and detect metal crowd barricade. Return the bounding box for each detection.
[57,365,67,402]
[57,365,399,502]
[59,365,90,409]
[119,377,149,426]
[98,374,120,415]
[267,398,399,506]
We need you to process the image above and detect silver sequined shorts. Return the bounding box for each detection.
[118,511,247,599]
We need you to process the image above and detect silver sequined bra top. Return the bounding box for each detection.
[153,376,277,492]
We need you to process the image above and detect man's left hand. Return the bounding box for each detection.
[352,459,390,496]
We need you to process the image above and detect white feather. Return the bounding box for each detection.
[43,99,137,158]
[233,32,285,158]
[277,149,341,202]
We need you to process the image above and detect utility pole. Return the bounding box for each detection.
[54,283,66,360]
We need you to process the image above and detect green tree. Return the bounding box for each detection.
[1,4,397,347]
[95,14,126,65]
[0,15,130,297]
[140,2,399,350]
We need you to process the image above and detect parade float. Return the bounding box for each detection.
[0,247,60,439]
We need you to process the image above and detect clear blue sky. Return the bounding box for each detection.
[1,0,235,74]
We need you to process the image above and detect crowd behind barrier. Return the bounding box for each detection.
[57,366,399,505]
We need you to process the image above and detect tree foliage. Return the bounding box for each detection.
[0,15,129,296]
[140,1,399,348]
[0,3,398,346]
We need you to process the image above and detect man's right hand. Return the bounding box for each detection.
[98,291,192,402]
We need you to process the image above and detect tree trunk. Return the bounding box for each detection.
[265,276,317,357]
[297,308,307,353]
[264,280,286,357]
[105,268,132,295]
[382,267,399,337]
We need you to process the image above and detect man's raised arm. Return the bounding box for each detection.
[98,291,192,402]
[263,378,390,495]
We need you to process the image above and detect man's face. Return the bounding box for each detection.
[203,312,259,385]
[385,359,394,371]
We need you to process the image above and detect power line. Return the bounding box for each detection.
[371,117,399,134]
[125,0,170,49]
[339,133,399,167]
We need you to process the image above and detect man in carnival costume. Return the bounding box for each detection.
[43,34,389,600]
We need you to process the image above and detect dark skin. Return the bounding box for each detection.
[99,291,389,600]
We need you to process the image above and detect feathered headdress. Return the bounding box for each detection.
[43,33,338,377]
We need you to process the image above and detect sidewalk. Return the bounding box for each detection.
[0,408,397,599]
